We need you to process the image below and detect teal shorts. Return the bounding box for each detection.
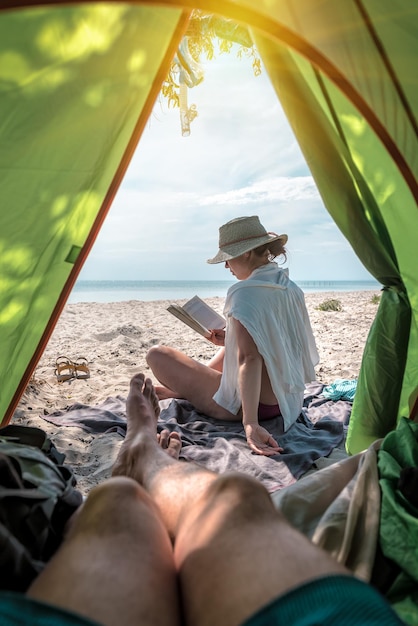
[243,575,404,625]
[0,576,403,625]
[0,592,99,626]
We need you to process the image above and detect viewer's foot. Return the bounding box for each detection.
[157,429,182,460]
[113,373,181,479]
[127,373,160,432]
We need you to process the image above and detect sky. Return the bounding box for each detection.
[78,47,374,283]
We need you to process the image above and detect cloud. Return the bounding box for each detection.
[200,176,319,206]
[78,47,373,283]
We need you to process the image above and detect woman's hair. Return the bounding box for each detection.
[253,242,287,263]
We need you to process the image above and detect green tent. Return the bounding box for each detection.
[1,1,417,456]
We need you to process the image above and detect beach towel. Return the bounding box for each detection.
[42,382,348,493]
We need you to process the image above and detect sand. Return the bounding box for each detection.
[12,290,381,495]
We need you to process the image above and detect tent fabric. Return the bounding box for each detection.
[0,2,417,457]
[0,3,190,421]
[378,418,418,624]
[251,33,417,453]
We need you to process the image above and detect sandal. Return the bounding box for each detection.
[74,357,90,380]
[54,356,75,383]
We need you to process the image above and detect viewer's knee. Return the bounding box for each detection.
[88,476,145,504]
[205,472,275,521]
[175,473,277,559]
[70,477,155,535]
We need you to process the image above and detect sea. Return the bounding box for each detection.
[68,279,381,303]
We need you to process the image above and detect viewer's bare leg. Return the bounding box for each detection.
[27,477,180,626]
[114,374,349,626]
[112,373,217,536]
[146,345,237,419]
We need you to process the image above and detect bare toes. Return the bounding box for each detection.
[130,372,146,391]
[157,429,171,449]
[157,429,182,459]
[166,432,182,459]
[141,377,160,418]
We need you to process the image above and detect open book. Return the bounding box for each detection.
[167,295,226,338]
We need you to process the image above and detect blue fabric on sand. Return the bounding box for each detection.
[322,379,358,402]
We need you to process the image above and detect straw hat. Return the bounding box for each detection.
[207,216,288,264]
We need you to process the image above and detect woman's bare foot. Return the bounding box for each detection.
[154,384,179,401]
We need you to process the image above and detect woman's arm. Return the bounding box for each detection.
[233,319,282,456]
[206,330,226,372]
[234,318,262,425]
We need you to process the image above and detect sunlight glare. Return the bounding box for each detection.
[36,5,127,61]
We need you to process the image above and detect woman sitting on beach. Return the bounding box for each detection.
[146,215,319,456]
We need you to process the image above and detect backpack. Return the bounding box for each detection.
[0,424,83,591]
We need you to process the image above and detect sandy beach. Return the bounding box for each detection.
[12,290,381,495]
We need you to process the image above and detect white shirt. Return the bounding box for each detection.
[213,263,319,431]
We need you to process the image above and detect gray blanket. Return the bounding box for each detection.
[43,382,349,493]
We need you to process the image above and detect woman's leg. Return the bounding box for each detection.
[146,345,235,419]
[27,477,180,626]
[207,347,225,372]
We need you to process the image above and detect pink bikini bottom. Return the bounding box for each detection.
[258,402,281,420]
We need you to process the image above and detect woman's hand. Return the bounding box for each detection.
[244,423,283,456]
[208,328,225,346]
